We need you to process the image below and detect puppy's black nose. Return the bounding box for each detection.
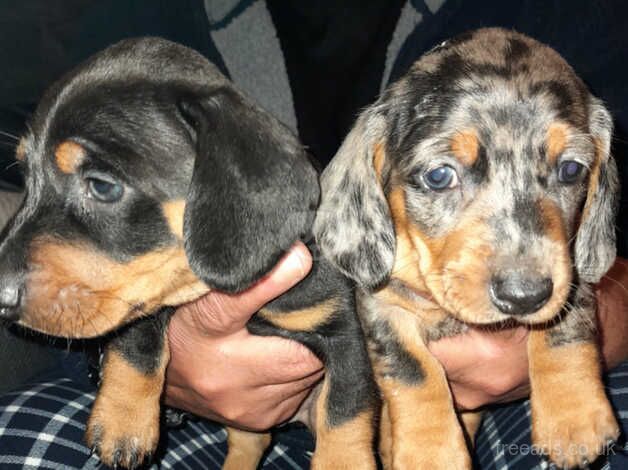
[490,274,553,316]
[0,280,22,322]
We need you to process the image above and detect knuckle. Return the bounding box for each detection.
[194,295,240,332]
[221,405,247,424]
[286,342,319,369]
[196,377,225,401]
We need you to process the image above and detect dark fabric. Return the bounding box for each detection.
[267,0,405,166]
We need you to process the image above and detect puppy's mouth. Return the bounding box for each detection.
[19,283,148,338]
[15,241,210,338]
[430,269,571,327]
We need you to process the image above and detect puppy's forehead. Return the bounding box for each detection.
[21,80,195,200]
[20,37,229,187]
[394,28,589,132]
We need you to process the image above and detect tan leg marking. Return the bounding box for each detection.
[460,411,483,448]
[376,332,470,470]
[379,403,393,470]
[258,299,337,332]
[86,344,169,468]
[311,377,376,470]
[380,381,470,468]
[55,140,86,174]
[529,332,619,468]
[223,427,271,470]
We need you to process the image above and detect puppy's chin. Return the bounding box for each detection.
[19,300,142,339]
[20,240,209,338]
[425,267,571,327]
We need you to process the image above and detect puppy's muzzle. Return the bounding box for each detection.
[489,272,553,316]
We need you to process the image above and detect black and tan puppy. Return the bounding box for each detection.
[0,37,377,469]
[315,28,620,469]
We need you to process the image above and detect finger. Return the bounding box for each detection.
[272,389,313,426]
[239,388,314,432]
[255,369,324,400]
[220,335,324,384]
[164,380,316,431]
[178,242,313,335]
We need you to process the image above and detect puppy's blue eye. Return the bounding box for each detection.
[423,165,459,190]
[557,160,585,184]
[87,177,123,202]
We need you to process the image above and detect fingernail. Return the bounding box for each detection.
[283,243,311,279]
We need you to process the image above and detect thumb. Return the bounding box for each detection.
[178,242,313,336]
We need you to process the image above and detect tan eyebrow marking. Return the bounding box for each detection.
[373,140,386,184]
[546,122,569,164]
[15,137,27,162]
[55,140,86,174]
[450,129,479,166]
[15,137,27,161]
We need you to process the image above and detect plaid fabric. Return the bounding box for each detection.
[0,362,626,469]
[0,372,314,469]
[475,360,628,469]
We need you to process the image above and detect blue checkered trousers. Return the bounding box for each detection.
[0,360,627,469]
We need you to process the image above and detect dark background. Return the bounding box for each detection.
[0,0,626,254]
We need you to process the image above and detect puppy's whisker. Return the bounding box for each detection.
[0,130,19,141]
[4,160,23,171]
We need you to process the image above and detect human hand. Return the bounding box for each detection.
[164,242,324,431]
[429,257,628,411]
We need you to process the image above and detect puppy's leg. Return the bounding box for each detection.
[460,411,483,448]
[529,287,619,468]
[249,266,379,470]
[370,319,470,470]
[86,309,172,469]
[310,371,377,470]
[379,402,393,469]
[223,427,271,470]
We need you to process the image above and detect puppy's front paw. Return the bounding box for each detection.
[86,392,161,469]
[532,395,619,469]
[393,434,471,470]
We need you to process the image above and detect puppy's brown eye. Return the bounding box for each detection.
[86,177,124,202]
[423,165,459,190]
[557,160,585,184]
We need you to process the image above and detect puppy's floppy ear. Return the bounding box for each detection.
[179,88,319,292]
[575,98,619,283]
[314,108,395,289]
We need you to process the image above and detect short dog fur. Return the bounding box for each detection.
[315,28,620,469]
[0,38,377,469]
